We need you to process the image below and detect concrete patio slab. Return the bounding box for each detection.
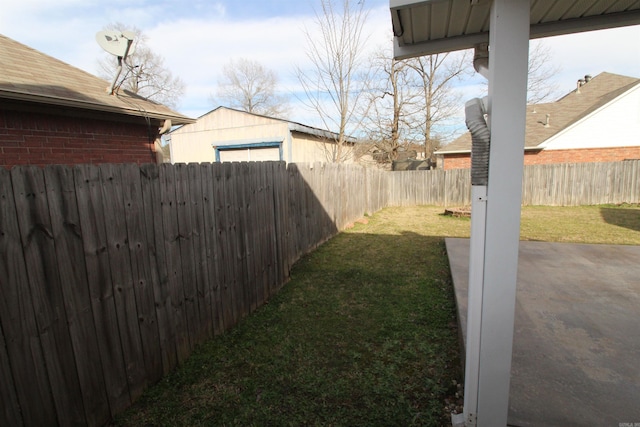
[445,238,640,427]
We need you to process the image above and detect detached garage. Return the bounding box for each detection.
[169,106,355,164]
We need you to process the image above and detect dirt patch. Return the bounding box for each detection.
[444,207,471,218]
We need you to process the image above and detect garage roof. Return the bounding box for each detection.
[391,0,640,58]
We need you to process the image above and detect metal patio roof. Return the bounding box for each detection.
[391,0,640,58]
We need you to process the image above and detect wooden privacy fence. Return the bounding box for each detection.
[0,162,295,426]
[387,168,471,207]
[1,159,638,426]
[521,160,640,206]
[0,161,390,427]
[385,160,640,207]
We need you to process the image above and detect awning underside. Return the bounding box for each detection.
[391,0,640,58]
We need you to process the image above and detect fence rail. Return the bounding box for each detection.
[1,159,638,426]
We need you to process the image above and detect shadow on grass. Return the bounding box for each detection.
[599,206,640,232]
[113,229,463,427]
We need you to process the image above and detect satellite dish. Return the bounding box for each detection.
[96,30,136,95]
[96,30,136,57]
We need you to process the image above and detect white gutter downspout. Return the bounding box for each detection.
[461,96,490,427]
[455,42,491,427]
[473,43,489,79]
[155,119,172,164]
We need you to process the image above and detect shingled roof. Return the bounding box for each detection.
[437,72,640,154]
[0,33,193,125]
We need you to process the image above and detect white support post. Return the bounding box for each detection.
[475,0,530,426]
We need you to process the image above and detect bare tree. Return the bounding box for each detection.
[362,46,422,162]
[97,24,185,109]
[296,0,371,163]
[215,58,289,118]
[407,51,471,160]
[526,41,562,104]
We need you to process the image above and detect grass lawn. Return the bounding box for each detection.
[113,204,640,426]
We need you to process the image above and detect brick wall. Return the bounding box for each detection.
[441,147,640,170]
[0,108,159,168]
[523,147,640,165]
[441,153,471,170]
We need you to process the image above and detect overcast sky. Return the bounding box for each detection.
[2,0,639,138]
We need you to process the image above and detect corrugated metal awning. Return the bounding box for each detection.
[391,0,640,58]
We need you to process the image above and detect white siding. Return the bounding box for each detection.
[543,85,640,150]
[291,132,355,164]
[170,108,289,163]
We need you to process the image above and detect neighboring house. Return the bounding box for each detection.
[435,72,640,169]
[169,106,355,164]
[0,34,193,169]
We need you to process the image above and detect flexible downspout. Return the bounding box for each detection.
[467,98,491,186]
[469,43,491,184]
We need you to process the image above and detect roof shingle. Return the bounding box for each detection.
[0,33,193,125]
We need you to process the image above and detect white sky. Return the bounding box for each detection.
[2,0,639,138]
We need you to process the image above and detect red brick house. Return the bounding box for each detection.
[436,72,640,169]
[0,34,193,169]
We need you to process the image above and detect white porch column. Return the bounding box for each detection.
[476,0,530,425]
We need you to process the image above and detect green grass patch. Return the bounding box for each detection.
[520,204,640,244]
[113,204,640,426]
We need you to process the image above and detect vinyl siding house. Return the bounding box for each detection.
[436,72,640,169]
[169,106,355,164]
[0,34,193,169]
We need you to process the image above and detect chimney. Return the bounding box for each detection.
[544,114,550,128]
[584,74,592,83]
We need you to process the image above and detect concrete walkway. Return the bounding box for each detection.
[445,238,640,427]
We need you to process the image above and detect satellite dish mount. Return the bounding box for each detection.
[96,30,136,95]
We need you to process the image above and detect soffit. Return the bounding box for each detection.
[391,0,640,58]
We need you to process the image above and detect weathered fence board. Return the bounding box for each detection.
[211,162,232,331]
[1,159,638,427]
[140,163,178,375]
[12,166,86,425]
[121,163,164,384]
[44,165,110,425]
[223,162,241,325]
[272,161,290,291]
[0,315,21,426]
[159,164,191,364]
[189,163,214,341]
[199,163,222,335]
[100,164,148,402]
[250,163,265,309]
[75,164,132,416]
[236,163,252,316]
[0,168,52,426]
[174,163,198,353]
